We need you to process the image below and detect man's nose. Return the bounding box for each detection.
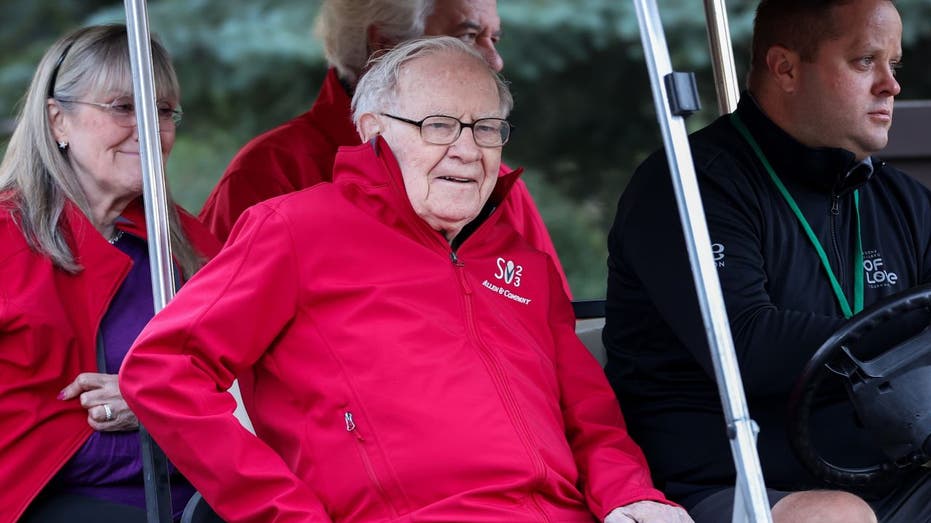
[449,127,483,160]
[876,63,901,97]
[477,39,504,72]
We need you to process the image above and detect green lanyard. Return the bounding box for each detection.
[730,113,864,319]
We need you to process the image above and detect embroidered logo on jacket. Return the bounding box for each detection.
[712,242,725,268]
[482,257,532,305]
[494,257,523,287]
[863,249,899,288]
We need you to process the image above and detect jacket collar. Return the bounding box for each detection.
[735,92,873,195]
[331,136,524,248]
[309,68,365,150]
[63,197,147,252]
[58,200,134,337]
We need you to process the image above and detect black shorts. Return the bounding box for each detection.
[20,492,147,523]
[688,470,931,523]
[688,487,790,523]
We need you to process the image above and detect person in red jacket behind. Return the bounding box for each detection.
[198,0,571,296]
[120,37,690,523]
[0,25,221,523]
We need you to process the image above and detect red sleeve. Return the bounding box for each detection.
[545,259,673,518]
[499,179,572,298]
[120,204,332,523]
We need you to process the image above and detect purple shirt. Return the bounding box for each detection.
[52,233,193,517]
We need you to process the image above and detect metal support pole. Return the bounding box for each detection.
[703,0,741,115]
[630,1,771,521]
[124,1,175,521]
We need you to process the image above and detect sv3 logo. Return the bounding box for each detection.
[494,257,523,287]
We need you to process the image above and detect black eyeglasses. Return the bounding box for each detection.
[381,113,511,148]
[47,40,75,98]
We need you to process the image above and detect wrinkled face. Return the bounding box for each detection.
[378,52,503,241]
[793,0,902,160]
[51,88,176,205]
[424,0,503,72]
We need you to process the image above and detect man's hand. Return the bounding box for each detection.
[59,372,139,432]
[605,500,694,523]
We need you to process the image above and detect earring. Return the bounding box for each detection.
[57,141,68,151]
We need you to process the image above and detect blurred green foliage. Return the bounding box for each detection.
[3,0,931,298]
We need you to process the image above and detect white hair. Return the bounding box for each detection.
[314,0,436,85]
[351,37,513,124]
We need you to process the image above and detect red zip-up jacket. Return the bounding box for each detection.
[198,68,571,296]
[0,198,219,522]
[121,138,669,523]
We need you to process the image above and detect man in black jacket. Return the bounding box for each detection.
[605,0,931,521]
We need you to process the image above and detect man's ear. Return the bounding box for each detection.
[357,113,382,142]
[47,98,68,143]
[765,45,801,93]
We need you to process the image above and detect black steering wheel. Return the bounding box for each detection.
[787,284,931,488]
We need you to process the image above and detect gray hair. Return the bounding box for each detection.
[351,37,513,124]
[0,24,204,277]
[314,0,436,85]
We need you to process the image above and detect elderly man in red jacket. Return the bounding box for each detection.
[121,37,690,523]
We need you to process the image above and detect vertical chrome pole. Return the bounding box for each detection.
[124,1,175,521]
[630,0,771,521]
[703,0,741,115]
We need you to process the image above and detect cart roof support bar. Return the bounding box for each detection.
[631,1,771,521]
[703,0,741,114]
[124,1,175,521]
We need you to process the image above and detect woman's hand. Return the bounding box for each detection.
[59,372,139,432]
[605,501,694,523]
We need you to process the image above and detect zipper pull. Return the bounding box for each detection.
[345,411,356,432]
[450,251,472,294]
[831,195,840,216]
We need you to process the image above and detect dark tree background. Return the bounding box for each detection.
[3,0,930,297]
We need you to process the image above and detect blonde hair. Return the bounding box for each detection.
[0,24,204,277]
[315,0,436,85]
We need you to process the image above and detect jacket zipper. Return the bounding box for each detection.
[449,252,552,522]
[344,411,400,519]
[830,193,847,286]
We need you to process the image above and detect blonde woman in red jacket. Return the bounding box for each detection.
[0,24,220,522]
[121,37,691,523]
